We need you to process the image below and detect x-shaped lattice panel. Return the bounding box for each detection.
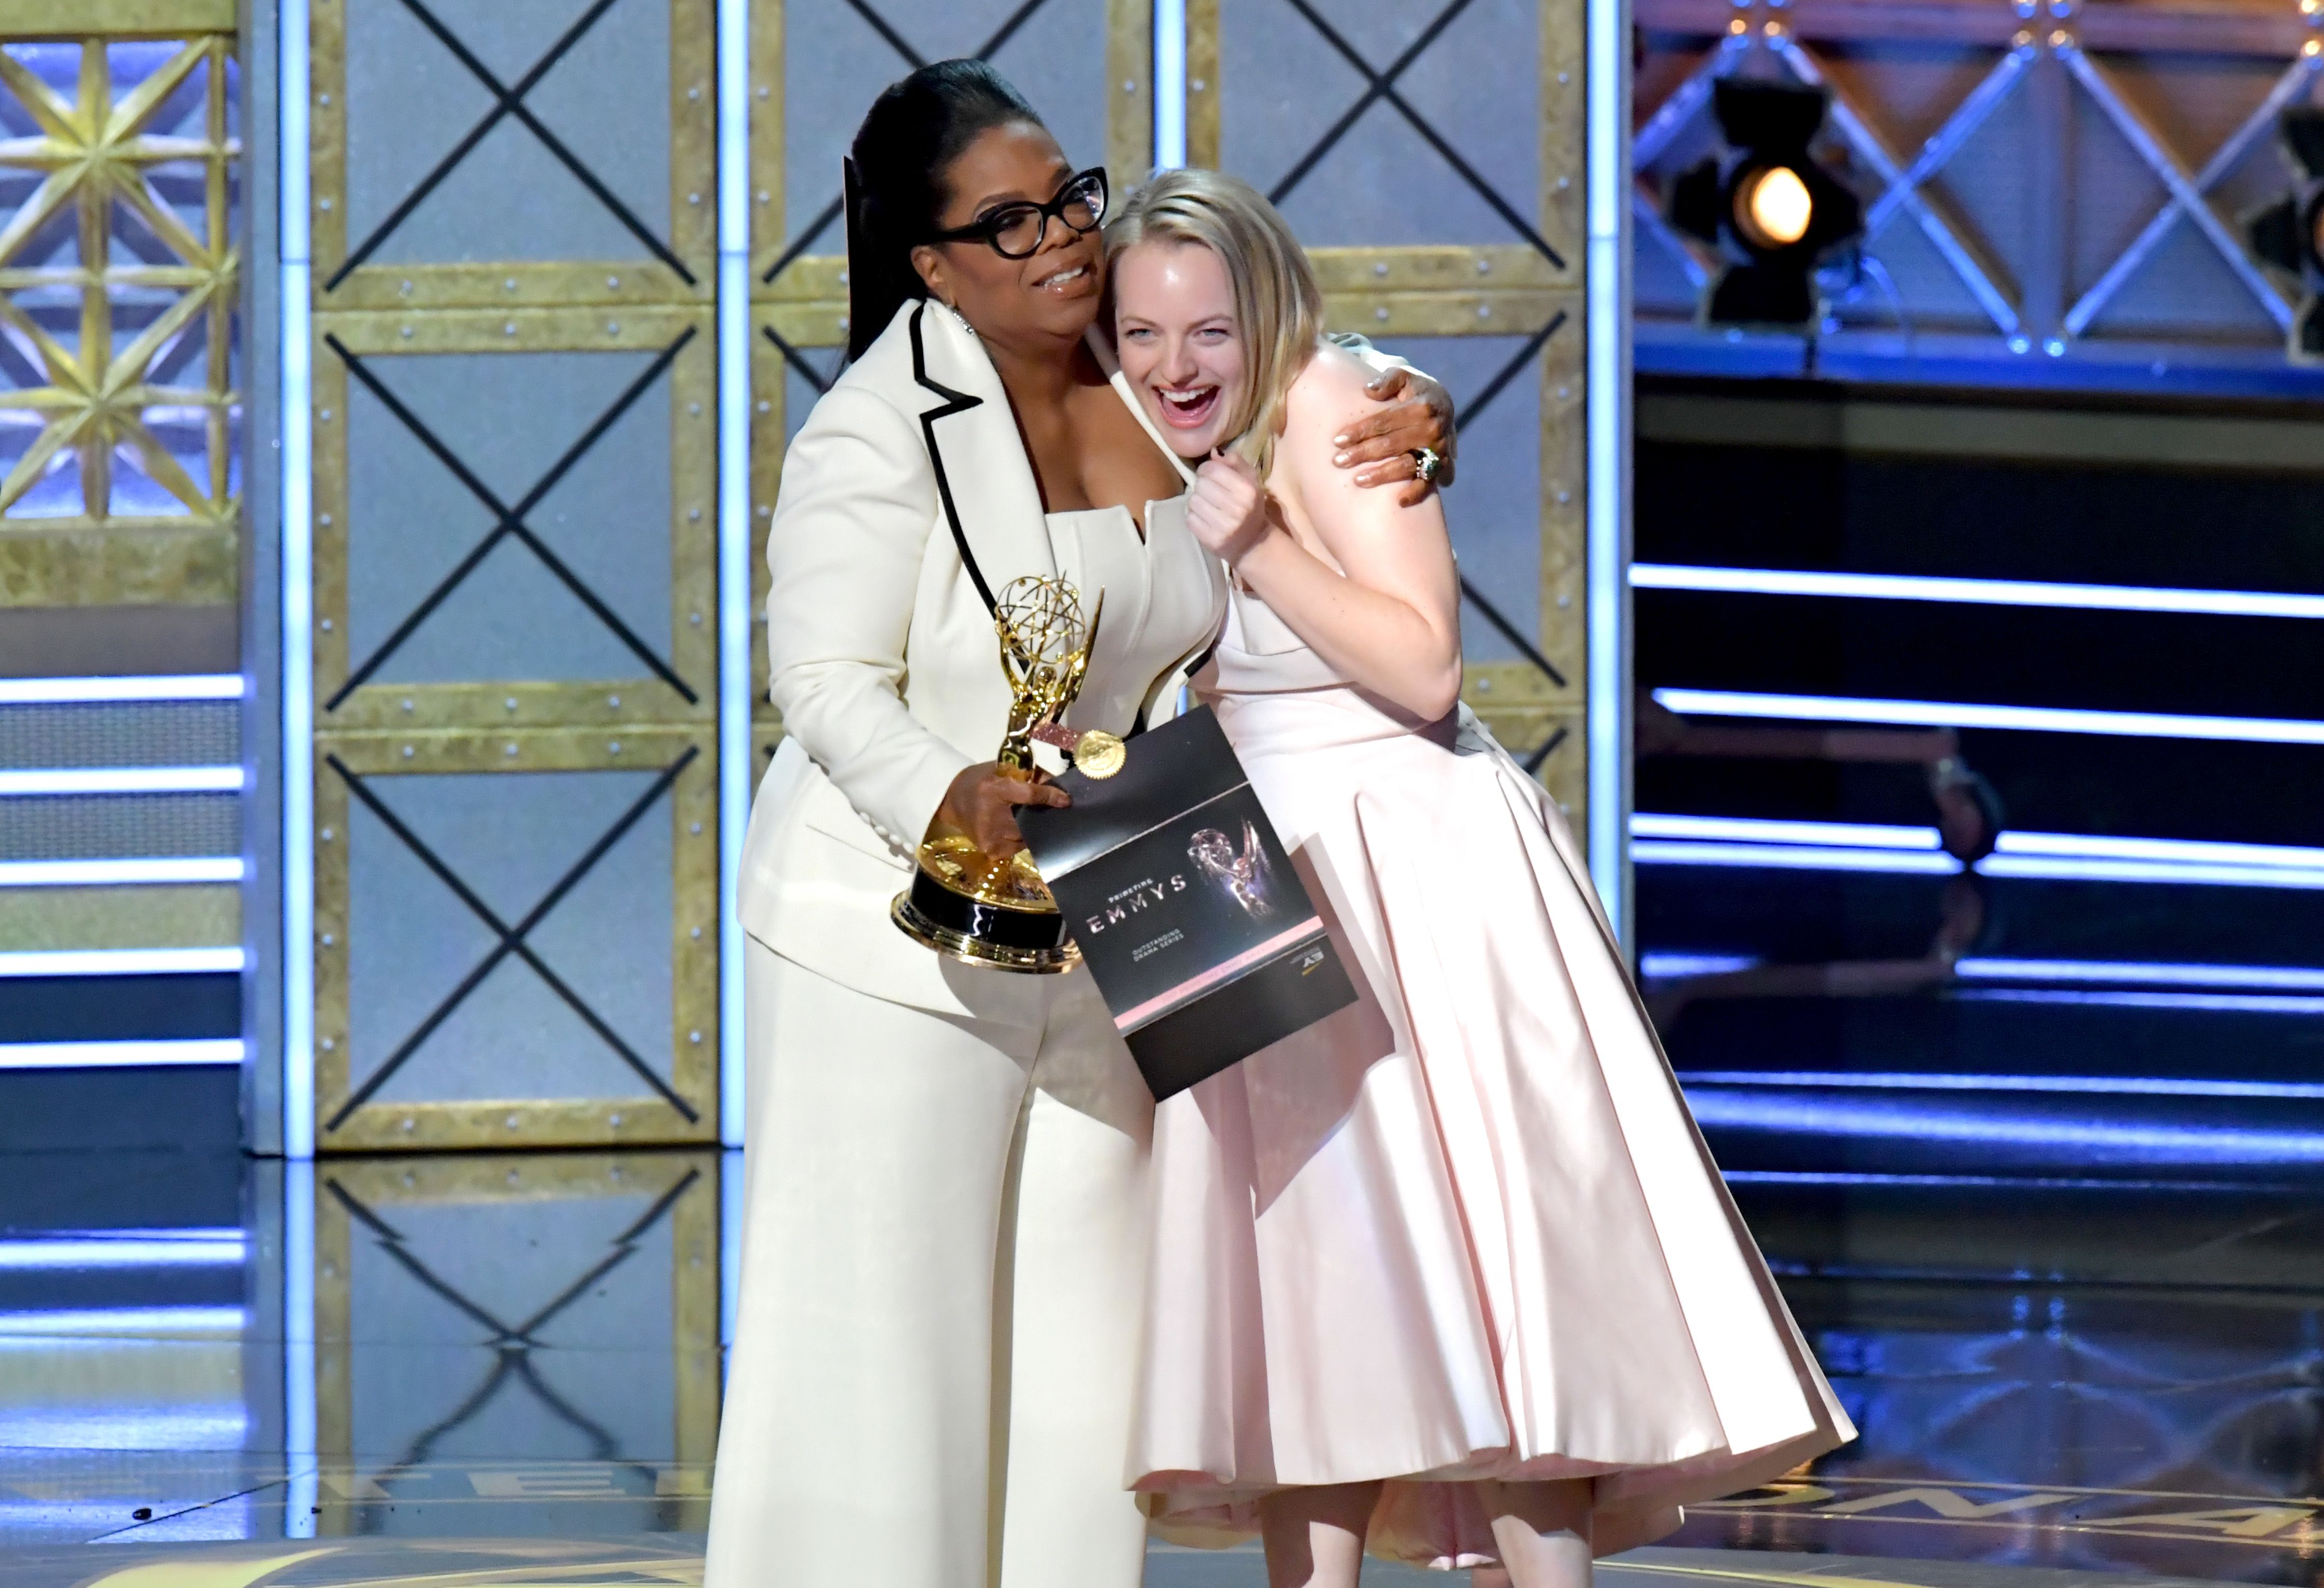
[311,0,713,307]
[324,330,699,711]
[325,745,699,1133]
[312,1153,720,1496]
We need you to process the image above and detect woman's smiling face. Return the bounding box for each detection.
[1113,240,1246,459]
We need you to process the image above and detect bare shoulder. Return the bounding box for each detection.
[1280,339,1382,455]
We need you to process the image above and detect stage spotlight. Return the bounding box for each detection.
[1668,80,1865,330]
[2241,106,2324,361]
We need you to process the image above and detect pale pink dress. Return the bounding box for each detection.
[1128,586,1856,1570]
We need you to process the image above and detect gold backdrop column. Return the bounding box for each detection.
[1191,0,1589,825]
[304,0,720,1150]
[0,0,241,608]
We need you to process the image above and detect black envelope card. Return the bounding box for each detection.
[1017,706,1357,1100]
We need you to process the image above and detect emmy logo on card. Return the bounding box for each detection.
[1082,874,1189,937]
[1189,821,1275,920]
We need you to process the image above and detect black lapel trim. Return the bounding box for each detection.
[909,301,998,613]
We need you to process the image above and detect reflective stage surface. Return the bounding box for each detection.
[0,1140,2315,1586]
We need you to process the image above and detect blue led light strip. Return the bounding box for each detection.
[1154,0,1186,169]
[1653,688,2324,746]
[0,1231,248,1270]
[1634,562,2324,620]
[715,0,751,1149]
[1585,0,1633,944]
[0,675,243,704]
[0,1040,244,1070]
[280,0,320,1543]
[1633,812,1941,850]
[0,948,244,978]
[1631,812,2324,888]
[0,767,243,797]
[281,0,316,1167]
[1679,1070,2324,1099]
[1684,1090,2324,1163]
[0,858,244,887]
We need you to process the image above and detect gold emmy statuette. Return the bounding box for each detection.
[893,575,1103,972]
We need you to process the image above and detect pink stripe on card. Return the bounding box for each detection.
[1114,918,1326,1033]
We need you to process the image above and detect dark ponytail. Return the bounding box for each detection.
[845,60,1041,361]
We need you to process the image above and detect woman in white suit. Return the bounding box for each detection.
[703,62,1453,1588]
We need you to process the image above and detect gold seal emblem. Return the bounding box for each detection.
[1075,728,1127,779]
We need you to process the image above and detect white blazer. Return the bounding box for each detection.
[736,299,1219,1019]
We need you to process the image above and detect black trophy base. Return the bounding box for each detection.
[891,867,1080,975]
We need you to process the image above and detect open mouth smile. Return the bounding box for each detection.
[1034,262,1091,293]
[1154,384,1222,429]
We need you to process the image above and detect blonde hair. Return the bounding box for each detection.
[1106,168,1324,476]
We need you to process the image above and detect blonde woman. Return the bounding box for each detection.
[1106,169,1854,1588]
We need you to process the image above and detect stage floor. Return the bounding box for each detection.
[1,1142,2316,1586]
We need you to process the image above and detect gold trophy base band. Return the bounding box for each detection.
[891,891,1082,974]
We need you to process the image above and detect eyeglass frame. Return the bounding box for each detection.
[923,167,1110,260]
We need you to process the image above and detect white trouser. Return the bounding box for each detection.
[703,939,1156,1588]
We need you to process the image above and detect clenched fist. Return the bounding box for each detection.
[1186,451,1271,564]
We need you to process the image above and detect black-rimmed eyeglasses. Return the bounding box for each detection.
[926,167,1108,260]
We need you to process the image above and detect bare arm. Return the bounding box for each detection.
[1188,348,1463,720]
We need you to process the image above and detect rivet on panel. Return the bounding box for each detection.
[320,1036,335,1049]
[505,697,518,710]
[1477,304,1492,319]
[838,269,848,286]
[755,86,768,99]
[607,275,620,289]
[688,191,702,205]
[319,618,333,631]
[1477,677,1493,694]
[1477,257,1492,274]
[687,86,700,100]
[689,1030,703,1044]
[505,1115,519,1130]
[397,279,410,296]
[507,1169,520,1183]
[505,743,517,757]
[400,1118,415,1133]
[1558,176,1571,191]
[319,408,331,422]
[689,402,702,416]
[1556,386,1571,400]
[319,92,331,106]
[608,694,621,708]
[318,197,331,211]
[610,1113,624,1127]
[689,507,702,521]
[401,745,413,758]
[1123,78,1137,93]
[610,741,623,754]
[320,828,333,842]
[690,821,702,835]
[1374,306,1389,321]
[321,933,335,947]
[756,399,771,413]
[607,321,621,336]
[1191,77,1207,91]
[400,698,413,712]
[691,926,703,940]
[400,325,413,340]
[756,189,770,203]
[690,611,703,625]
[319,513,332,527]
[1557,594,1572,609]
[1373,261,1389,278]
[504,278,518,291]
[504,322,517,336]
